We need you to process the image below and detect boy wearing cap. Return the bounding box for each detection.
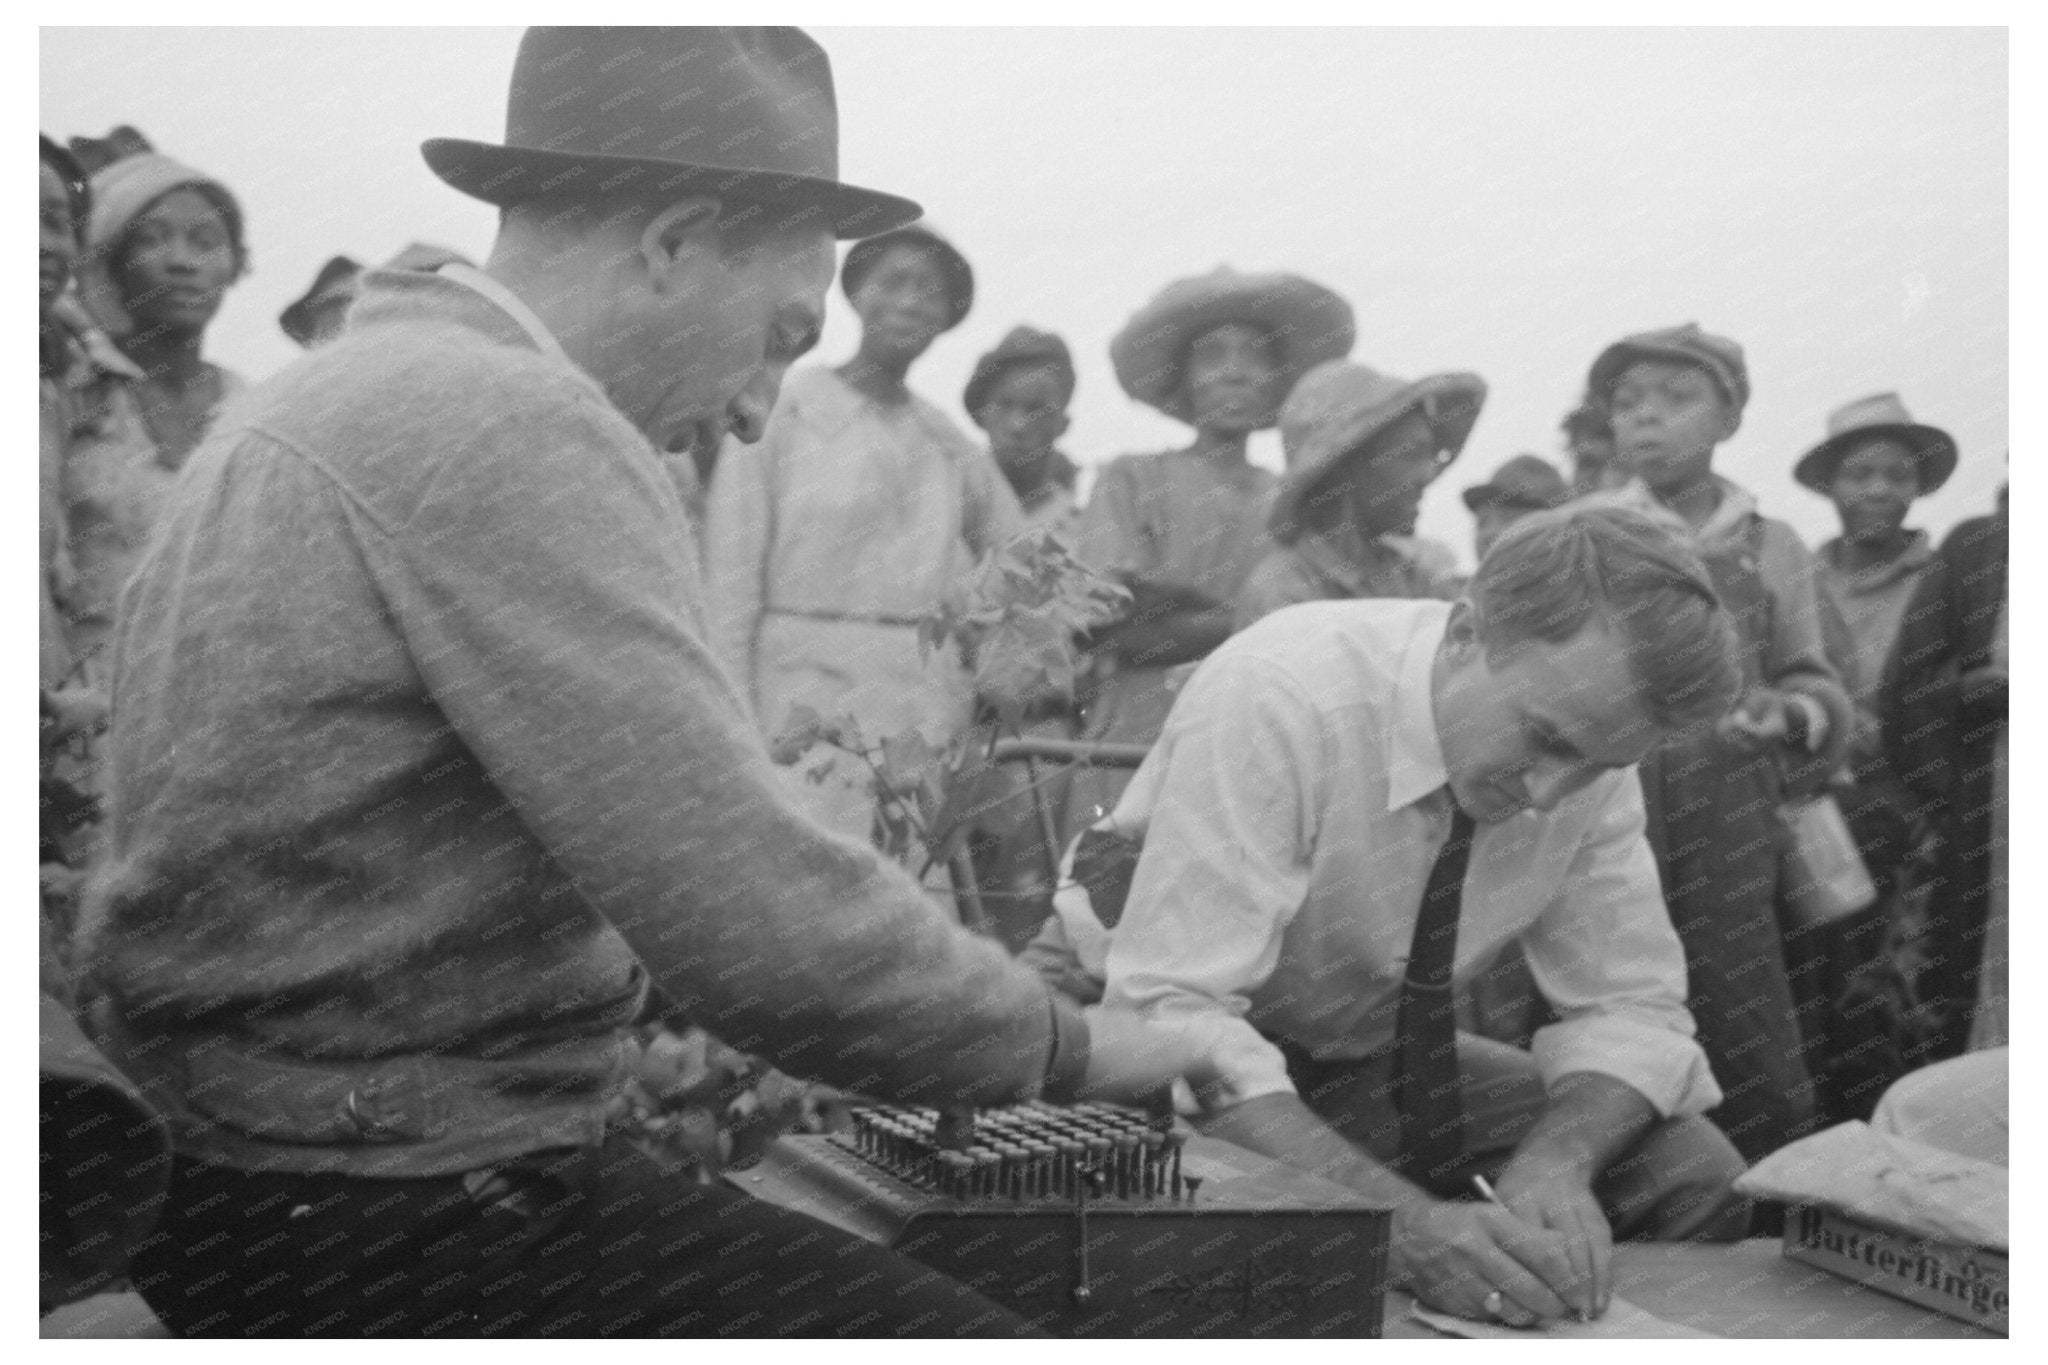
[1234,360,1474,631]
[966,324,1082,537]
[1466,453,1570,563]
[955,326,1085,944]
[1588,322,1851,1162]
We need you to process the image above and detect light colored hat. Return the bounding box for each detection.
[1270,360,1486,542]
[77,152,245,338]
[1588,321,1750,416]
[1110,265,1354,426]
[1794,393,1957,494]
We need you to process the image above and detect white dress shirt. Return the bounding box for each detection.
[1074,598,1722,1118]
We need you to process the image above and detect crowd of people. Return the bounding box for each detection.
[39,25,2006,1339]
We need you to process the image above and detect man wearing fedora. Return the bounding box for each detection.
[1464,453,1571,563]
[1026,504,1755,1328]
[1235,359,1478,631]
[69,28,1206,1338]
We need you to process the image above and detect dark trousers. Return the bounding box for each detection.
[130,1136,1039,1338]
[1286,1033,1753,1243]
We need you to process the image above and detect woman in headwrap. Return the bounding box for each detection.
[703,226,1023,850]
[1062,266,1353,835]
[62,148,249,690]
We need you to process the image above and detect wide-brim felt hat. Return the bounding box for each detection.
[1110,265,1355,426]
[1271,360,1487,539]
[1794,392,1957,494]
[964,324,1074,415]
[278,254,363,345]
[841,225,974,330]
[1588,321,1750,416]
[1462,453,1569,512]
[421,27,920,240]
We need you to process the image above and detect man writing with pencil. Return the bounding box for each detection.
[1027,506,1756,1326]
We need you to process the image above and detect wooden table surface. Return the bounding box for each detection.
[1385,1238,2002,1339]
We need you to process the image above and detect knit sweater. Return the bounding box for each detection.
[72,266,1059,1177]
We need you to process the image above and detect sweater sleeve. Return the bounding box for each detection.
[371,383,1057,1108]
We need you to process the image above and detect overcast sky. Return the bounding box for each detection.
[39,25,2007,561]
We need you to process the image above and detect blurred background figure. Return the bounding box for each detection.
[1884,480,2006,1058]
[1065,266,1352,836]
[1236,359,1475,630]
[704,224,1022,848]
[277,242,474,349]
[1798,393,1954,1107]
[1462,451,1569,563]
[965,324,1080,536]
[63,137,249,703]
[1561,393,1626,497]
[276,254,361,348]
[957,325,1086,945]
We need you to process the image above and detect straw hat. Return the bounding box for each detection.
[1793,393,1957,494]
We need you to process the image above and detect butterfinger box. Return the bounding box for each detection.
[1784,1203,2008,1335]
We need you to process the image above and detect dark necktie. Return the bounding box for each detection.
[1393,803,1477,1182]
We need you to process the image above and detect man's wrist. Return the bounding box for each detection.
[1040,992,1091,1103]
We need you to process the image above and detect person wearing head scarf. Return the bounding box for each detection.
[1233,360,1478,631]
[702,225,1024,849]
[61,146,249,701]
[1061,266,1353,836]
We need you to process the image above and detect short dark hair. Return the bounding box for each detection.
[1560,397,1609,440]
[499,191,819,262]
[1468,504,1740,731]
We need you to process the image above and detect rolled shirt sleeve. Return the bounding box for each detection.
[1522,770,1724,1119]
[1102,657,1327,1110]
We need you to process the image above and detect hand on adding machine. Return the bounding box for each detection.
[1075,1006,1225,1109]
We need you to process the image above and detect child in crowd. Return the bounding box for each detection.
[956,326,1087,947]
[965,325,1081,537]
[1462,452,1570,564]
[1588,322,1851,1162]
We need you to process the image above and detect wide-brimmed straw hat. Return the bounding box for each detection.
[1793,392,1957,494]
[1110,265,1355,426]
[421,27,919,240]
[1270,360,1487,540]
[1462,454,1569,512]
[840,225,973,330]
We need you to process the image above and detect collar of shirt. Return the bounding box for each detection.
[1819,530,1934,595]
[435,263,572,365]
[1588,474,1760,548]
[1382,605,1452,813]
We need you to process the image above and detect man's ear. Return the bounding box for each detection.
[639,196,724,292]
[1053,413,1072,442]
[1443,599,1483,660]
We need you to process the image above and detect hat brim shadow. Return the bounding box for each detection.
[421,139,921,240]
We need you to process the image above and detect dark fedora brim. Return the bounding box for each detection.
[1794,422,1958,495]
[420,138,921,240]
